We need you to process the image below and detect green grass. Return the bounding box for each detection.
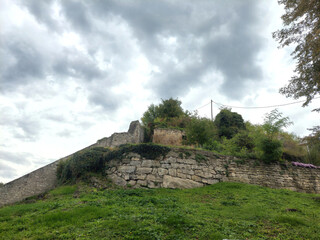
[0,182,319,239]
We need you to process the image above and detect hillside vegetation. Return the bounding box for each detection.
[142,98,320,166]
[0,182,319,239]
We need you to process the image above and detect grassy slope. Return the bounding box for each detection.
[0,182,319,240]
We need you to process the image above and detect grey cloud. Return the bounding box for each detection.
[0,162,17,179]
[0,151,31,165]
[20,0,61,32]
[0,37,46,91]
[89,0,265,100]
[53,50,104,81]
[14,0,267,104]
[60,0,92,33]
[88,88,121,112]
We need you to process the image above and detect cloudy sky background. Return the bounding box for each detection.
[1,0,319,183]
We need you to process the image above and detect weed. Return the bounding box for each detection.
[195,153,207,162]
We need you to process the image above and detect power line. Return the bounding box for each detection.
[194,97,320,113]
[211,97,320,109]
[195,101,211,110]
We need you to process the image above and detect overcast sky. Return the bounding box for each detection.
[1,0,319,183]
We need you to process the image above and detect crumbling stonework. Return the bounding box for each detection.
[152,128,184,146]
[106,148,320,193]
[1,141,319,207]
[95,120,144,148]
[0,121,144,207]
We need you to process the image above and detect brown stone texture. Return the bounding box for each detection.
[152,128,184,146]
[95,120,144,148]
[1,146,320,207]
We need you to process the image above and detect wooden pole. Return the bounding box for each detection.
[211,99,213,121]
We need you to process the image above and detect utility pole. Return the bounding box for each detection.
[211,99,213,121]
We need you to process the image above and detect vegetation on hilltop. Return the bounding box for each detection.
[141,98,320,165]
[0,182,319,239]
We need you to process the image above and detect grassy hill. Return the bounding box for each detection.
[0,181,319,240]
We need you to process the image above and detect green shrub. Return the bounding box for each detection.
[261,138,283,163]
[185,116,217,146]
[57,148,109,184]
[108,143,171,160]
[213,108,246,139]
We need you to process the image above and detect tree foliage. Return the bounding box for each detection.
[185,115,217,146]
[303,126,320,165]
[262,109,293,139]
[273,0,320,111]
[141,98,185,128]
[213,108,246,139]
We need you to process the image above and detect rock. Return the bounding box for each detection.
[109,175,127,186]
[163,175,203,189]
[136,167,153,174]
[118,166,136,173]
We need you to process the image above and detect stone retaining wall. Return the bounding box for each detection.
[1,146,319,207]
[106,148,320,193]
[0,121,144,207]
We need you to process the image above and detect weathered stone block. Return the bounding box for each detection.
[163,175,203,189]
[109,174,127,186]
[118,166,136,173]
[158,168,169,176]
[146,174,162,182]
[128,180,136,186]
[162,157,176,164]
[130,161,141,166]
[191,175,202,182]
[141,160,160,167]
[137,180,147,187]
[168,168,177,177]
[177,172,187,179]
[161,163,171,169]
[136,167,153,174]
[136,175,147,180]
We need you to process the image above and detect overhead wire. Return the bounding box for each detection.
[208,97,320,110]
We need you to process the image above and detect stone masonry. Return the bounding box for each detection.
[0,121,145,207]
[95,120,144,148]
[106,148,320,194]
[152,128,185,146]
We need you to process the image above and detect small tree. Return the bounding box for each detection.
[185,115,217,146]
[303,126,320,165]
[141,98,186,141]
[263,109,293,139]
[213,108,246,139]
[260,109,293,163]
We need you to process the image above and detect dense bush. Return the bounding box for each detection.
[185,116,217,146]
[213,108,246,139]
[57,144,171,184]
[106,143,171,161]
[260,138,283,163]
[57,148,109,184]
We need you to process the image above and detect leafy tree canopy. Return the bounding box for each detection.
[213,108,246,139]
[273,0,320,111]
[263,109,293,139]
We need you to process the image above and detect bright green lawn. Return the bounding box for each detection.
[0,182,319,240]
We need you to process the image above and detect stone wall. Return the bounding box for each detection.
[106,148,320,193]
[1,143,319,207]
[0,121,144,207]
[152,128,184,146]
[95,121,144,148]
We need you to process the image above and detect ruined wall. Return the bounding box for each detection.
[152,128,184,146]
[95,120,144,148]
[106,148,320,193]
[0,158,63,206]
[1,142,319,207]
[0,121,144,207]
